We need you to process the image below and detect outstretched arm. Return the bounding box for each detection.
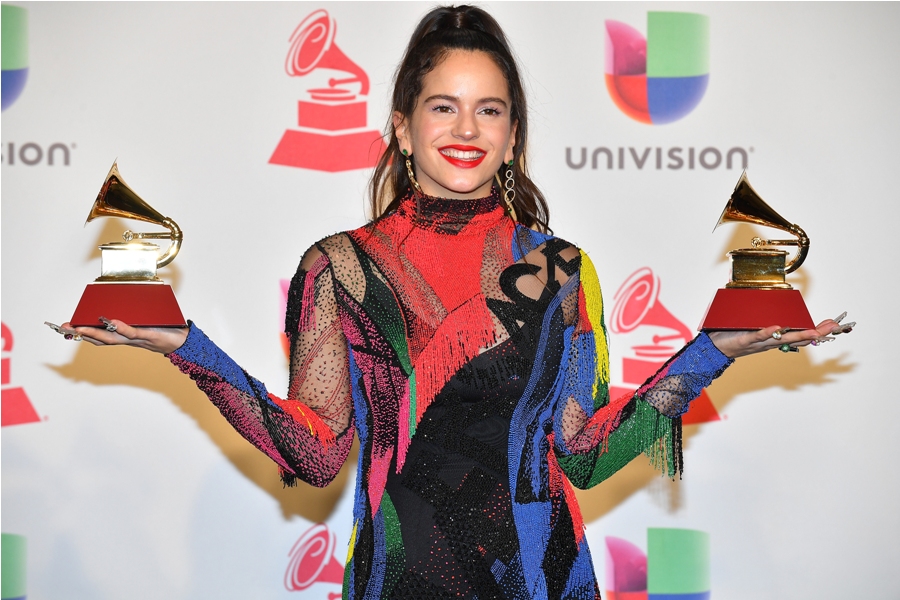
[63,244,356,487]
[552,252,852,488]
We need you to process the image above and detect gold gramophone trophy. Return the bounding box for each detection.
[69,161,186,327]
[699,172,815,331]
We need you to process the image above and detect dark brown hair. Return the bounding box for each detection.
[369,5,550,232]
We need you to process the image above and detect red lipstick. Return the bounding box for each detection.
[438,145,486,169]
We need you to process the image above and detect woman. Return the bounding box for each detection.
[59,6,848,599]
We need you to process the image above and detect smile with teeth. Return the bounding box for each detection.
[438,146,487,168]
[441,148,484,159]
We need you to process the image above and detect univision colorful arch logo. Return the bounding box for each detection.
[605,12,709,125]
[2,5,29,112]
[606,528,710,600]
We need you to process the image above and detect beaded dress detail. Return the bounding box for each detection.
[169,188,733,599]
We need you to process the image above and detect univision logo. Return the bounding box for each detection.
[605,12,709,125]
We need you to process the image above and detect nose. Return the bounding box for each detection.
[452,110,479,140]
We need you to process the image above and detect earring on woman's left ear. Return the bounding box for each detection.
[503,159,517,221]
[402,149,422,194]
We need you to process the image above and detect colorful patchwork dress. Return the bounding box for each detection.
[168,189,733,599]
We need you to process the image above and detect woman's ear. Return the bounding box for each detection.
[393,111,409,153]
[504,120,518,163]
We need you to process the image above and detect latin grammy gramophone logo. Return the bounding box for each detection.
[609,268,719,424]
[284,523,344,599]
[2,322,41,427]
[269,9,386,172]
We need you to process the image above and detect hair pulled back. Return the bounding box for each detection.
[369,5,550,232]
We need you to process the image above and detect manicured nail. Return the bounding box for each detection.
[833,311,847,324]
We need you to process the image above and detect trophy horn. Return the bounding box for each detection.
[86,161,183,268]
[713,172,809,273]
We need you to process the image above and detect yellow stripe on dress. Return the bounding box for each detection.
[579,249,610,397]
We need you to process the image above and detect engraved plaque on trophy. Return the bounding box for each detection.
[69,161,186,327]
[699,172,815,331]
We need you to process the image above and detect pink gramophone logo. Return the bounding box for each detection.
[284,523,344,598]
[269,10,386,172]
[609,268,719,424]
[1,322,41,427]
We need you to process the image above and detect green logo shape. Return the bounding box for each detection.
[1,5,28,71]
[647,528,710,594]
[646,12,709,78]
[1,533,27,600]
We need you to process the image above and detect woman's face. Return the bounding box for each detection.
[394,50,517,200]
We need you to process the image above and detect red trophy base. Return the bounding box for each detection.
[699,288,814,331]
[71,283,186,327]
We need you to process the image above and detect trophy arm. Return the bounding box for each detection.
[749,224,809,274]
[156,218,183,269]
[784,224,809,274]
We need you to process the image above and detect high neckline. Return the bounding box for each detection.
[395,187,506,234]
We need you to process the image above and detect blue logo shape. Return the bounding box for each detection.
[2,5,29,111]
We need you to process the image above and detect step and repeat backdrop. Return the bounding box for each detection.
[2,2,897,599]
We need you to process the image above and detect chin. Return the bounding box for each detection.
[438,176,495,198]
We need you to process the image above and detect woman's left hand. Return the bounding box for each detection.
[707,313,855,359]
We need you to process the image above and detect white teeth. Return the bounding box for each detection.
[441,148,484,160]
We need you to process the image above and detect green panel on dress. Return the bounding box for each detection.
[557,400,677,489]
[380,492,406,597]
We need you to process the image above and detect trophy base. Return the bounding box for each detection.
[71,282,186,328]
[699,288,814,331]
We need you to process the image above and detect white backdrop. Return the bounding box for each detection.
[2,2,898,599]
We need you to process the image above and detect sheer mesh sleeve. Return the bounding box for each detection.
[168,244,355,487]
[552,250,733,488]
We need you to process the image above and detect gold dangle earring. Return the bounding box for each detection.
[402,149,422,194]
[503,159,517,221]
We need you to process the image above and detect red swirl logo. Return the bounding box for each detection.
[284,523,345,594]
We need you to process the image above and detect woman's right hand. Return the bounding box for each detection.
[53,318,189,355]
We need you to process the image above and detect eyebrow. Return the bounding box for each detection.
[423,94,509,107]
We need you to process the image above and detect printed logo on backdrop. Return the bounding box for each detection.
[609,268,719,424]
[2,4,29,111]
[605,12,709,125]
[1,6,77,166]
[285,523,344,598]
[567,11,751,172]
[270,9,387,172]
[1,323,42,427]
[605,528,710,600]
[1,533,28,600]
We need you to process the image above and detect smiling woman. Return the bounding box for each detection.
[393,50,516,199]
[59,4,845,599]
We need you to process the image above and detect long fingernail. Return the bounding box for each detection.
[64,334,74,340]
[834,311,847,324]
